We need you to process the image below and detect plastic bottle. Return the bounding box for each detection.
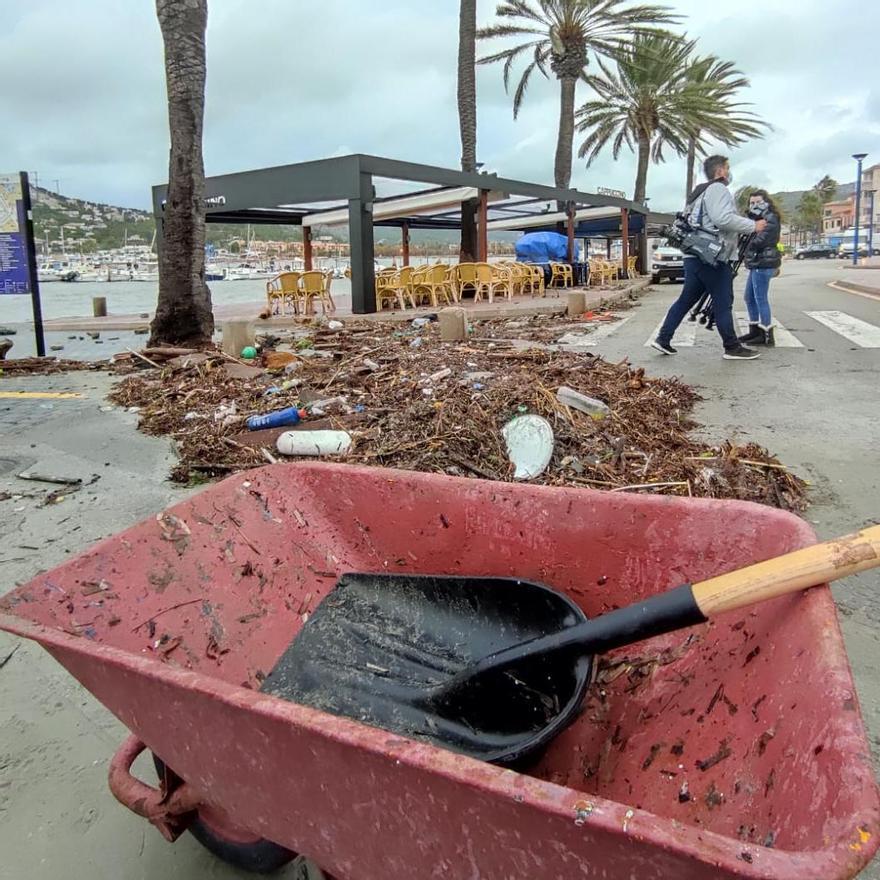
[276,430,352,456]
[246,406,307,431]
[556,386,610,420]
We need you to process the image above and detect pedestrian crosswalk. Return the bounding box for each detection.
[557,315,633,349]
[643,317,698,347]
[624,309,880,350]
[735,313,803,348]
[641,313,803,348]
[805,311,880,348]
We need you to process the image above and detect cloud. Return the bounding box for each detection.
[798,128,880,172]
[2,0,879,214]
[866,92,880,125]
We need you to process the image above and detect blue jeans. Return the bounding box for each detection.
[657,259,738,350]
[744,267,774,328]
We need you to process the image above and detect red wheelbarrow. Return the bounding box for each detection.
[1,463,878,879]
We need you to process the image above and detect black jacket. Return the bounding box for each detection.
[744,210,781,269]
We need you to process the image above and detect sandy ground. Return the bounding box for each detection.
[0,259,878,878]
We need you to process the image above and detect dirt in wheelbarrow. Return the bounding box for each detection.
[108,313,808,512]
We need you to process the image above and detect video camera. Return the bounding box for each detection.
[662,211,724,266]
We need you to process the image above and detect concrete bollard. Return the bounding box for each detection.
[567,291,586,316]
[92,297,107,317]
[221,320,255,357]
[439,307,468,342]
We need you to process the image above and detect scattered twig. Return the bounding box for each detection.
[447,453,499,481]
[126,348,162,369]
[132,598,206,632]
[321,345,384,390]
[686,455,790,471]
[219,350,251,367]
[142,347,199,358]
[17,472,82,486]
[0,644,21,670]
[739,459,791,471]
[610,481,690,492]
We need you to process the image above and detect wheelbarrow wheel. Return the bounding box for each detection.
[152,755,295,874]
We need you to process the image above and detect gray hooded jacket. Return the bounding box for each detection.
[686,180,757,262]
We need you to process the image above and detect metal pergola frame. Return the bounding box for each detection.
[153,154,648,314]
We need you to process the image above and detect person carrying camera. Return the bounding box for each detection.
[738,190,782,346]
[652,155,767,360]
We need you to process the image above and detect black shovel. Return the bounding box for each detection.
[263,525,880,766]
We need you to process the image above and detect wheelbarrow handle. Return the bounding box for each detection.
[108,734,201,841]
[693,523,880,616]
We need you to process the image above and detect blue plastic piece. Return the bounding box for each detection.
[514,232,580,264]
[247,406,306,431]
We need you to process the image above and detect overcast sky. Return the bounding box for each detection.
[3,0,879,213]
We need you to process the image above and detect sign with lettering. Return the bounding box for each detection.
[597,186,627,199]
[0,173,30,295]
[0,172,45,355]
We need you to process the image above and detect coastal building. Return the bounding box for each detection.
[823,197,854,235]
[859,162,880,238]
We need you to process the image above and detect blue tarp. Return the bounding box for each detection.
[514,231,580,263]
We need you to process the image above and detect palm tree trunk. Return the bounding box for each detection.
[633,134,650,204]
[457,0,478,262]
[150,0,214,347]
[554,75,577,191]
[685,135,696,199]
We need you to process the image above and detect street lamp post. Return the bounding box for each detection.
[852,153,868,266]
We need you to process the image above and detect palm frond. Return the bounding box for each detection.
[534,42,551,78]
[512,60,539,117]
[476,24,545,41]
[478,41,539,66]
[494,0,549,26]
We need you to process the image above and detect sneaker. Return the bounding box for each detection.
[651,339,677,355]
[722,345,760,360]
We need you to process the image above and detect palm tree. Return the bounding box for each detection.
[797,190,824,238]
[576,32,711,203]
[150,0,214,347]
[458,0,478,261]
[682,55,767,197]
[814,174,838,204]
[477,0,677,191]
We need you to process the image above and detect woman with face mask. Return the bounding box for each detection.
[739,190,783,346]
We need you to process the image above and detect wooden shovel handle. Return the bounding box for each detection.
[692,524,880,616]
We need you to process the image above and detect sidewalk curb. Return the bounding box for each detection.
[25,278,656,333]
[828,280,880,301]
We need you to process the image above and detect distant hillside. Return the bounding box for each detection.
[32,188,155,253]
[770,183,855,220]
[30,187,308,252]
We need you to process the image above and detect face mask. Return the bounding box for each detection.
[749,200,768,215]
[726,171,733,185]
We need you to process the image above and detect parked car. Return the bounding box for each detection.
[650,246,685,283]
[838,241,877,258]
[794,243,837,260]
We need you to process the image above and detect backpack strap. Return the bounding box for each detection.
[687,179,725,230]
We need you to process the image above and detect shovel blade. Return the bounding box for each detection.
[262,573,593,765]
